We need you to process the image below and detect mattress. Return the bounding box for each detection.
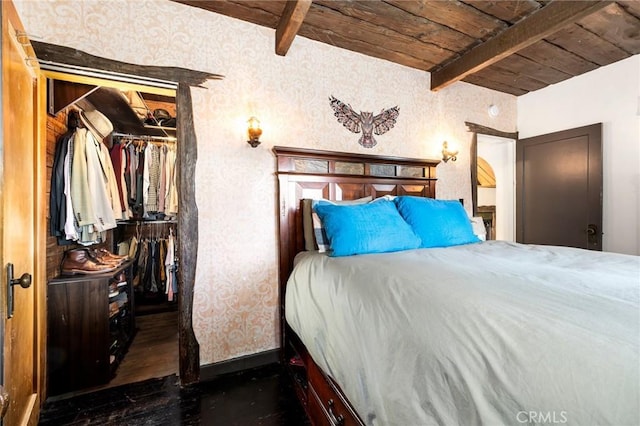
[285,241,640,426]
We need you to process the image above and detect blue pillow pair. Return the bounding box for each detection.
[313,196,479,257]
[394,196,480,249]
[313,199,420,257]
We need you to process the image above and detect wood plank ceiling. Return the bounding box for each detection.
[174,0,640,96]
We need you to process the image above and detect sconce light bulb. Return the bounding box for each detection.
[247,116,262,148]
[442,141,458,163]
[248,116,260,130]
[488,104,499,118]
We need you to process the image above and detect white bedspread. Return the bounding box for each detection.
[285,241,640,426]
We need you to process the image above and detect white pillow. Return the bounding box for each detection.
[469,216,487,241]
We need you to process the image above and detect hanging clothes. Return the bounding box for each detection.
[157,145,167,214]
[97,134,124,222]
[50,128,74,243]
[50,108,129,245]
[112,137,178,220]
[63,135,80,242]
[135,143,145,217]
[123,225,177,304]
[142,144,160,217]
[165,145,178,217]
[84,130,115,230]
[109,142,132,219]
[165,231,177,302]
[148,239,159,293]
[126,143,137,207]
[70,128,95,228]
[68,127,107,245]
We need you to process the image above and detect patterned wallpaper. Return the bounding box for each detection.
[16,0,517,365]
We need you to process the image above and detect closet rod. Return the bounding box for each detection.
[117,219,177,224]
[112,132,177,142]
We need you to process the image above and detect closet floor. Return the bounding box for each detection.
[109,310,179,388]
[135,298,178,316]
[50,310,179,399]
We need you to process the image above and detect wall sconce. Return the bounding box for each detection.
[442,141,458,163]
[247,116,262,148]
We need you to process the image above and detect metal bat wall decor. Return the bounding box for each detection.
[329,96,400,148]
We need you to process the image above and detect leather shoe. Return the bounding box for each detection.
[90,248,128,266]
[61,248,117,275]
[99,248,127,260]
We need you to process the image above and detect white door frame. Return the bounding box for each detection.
[477,134,516,241]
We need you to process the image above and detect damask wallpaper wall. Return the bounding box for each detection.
[16,0,516,366]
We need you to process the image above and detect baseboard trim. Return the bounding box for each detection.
[200,349,280,382]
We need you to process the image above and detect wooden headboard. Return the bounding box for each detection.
[274,146,440,347]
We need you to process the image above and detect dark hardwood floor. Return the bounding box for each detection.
[39,363,310,425]
[46,310,180,401]
[41,309,309,425]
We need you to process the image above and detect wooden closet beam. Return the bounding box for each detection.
[32,41,223,88]
[176,82,200,385]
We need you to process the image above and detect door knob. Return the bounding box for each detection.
[6,263,32,319]
[0,384,9,418]
[10,272,31,288]
[586,224,599,246]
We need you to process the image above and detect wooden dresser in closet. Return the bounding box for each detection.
[47,260,135,396]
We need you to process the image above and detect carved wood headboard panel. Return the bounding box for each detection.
[274,146,440,347]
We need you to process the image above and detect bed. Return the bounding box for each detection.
[274,147,640,426]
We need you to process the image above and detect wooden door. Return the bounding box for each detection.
[516,123,602,250]
[1,1,42,424]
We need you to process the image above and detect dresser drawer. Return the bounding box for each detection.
[307,360,363,426]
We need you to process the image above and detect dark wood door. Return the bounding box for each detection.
[516,123,602,250]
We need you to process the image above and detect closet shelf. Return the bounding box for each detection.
[113,132,176,142]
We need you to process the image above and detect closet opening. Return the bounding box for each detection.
[44,73,182,398]
[33,40,220,399]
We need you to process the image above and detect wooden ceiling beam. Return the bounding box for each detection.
[299,23,436,71]
[276,0,312,56]
[430,0,612,91]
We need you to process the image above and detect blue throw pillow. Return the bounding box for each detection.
[394,196,480,248]
[309,197,372,252]
[313,199,420,257]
